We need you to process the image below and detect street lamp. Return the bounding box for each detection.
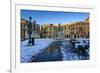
[28,16,32,46]
[31,20,36,45]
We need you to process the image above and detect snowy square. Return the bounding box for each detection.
[20,10,90,63]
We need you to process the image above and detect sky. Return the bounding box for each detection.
[21,9,89,25]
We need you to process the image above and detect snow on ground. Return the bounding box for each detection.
[61,47,79,60]
[60,39,89,61]
[21,38,54,63]
[60,41,79,61]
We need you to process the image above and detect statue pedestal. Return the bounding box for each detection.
[57,31,63,39]
[27,39,32,46]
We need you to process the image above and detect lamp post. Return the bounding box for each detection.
[28,16,32,46]
[31,20,36,45]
